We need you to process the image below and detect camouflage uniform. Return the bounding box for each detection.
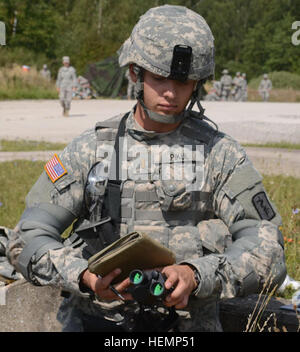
[258,74,272,102]
[205,80,221,101]
[0,227,22,282]
[39,64,51,81]
[73,76,92,100]
[220,70,232,101]
[6,5,286,332]
[56,57,77,116]
[240,73,248,102]
[232,72,243,101]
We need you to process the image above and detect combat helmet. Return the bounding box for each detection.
[118,5,215,124]
[62,56,70,63]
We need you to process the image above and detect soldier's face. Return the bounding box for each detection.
[142,70,196,116]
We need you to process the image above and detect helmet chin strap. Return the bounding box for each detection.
[137,98,188,124]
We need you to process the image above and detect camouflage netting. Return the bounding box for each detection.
[84,55,127,98]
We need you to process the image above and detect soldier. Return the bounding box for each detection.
[125,68,135,100]
[0,227,22,283]
[231,72,243,101]
[6,5,286,332]
[240,73,248,102]
[56,56,77,117]
[73,76,92,100]
[204,80,221,101]
[220,69,232,101]
[258,74,272,102]
[39,64,51,81]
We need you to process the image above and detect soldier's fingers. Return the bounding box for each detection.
[166,279,186,302]
[96,268,122,290]
[115,277,131,292]
[114,278,133,301]
[162,269,178,290]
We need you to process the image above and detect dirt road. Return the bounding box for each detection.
[0,99,300,176]
[1,99,300,144]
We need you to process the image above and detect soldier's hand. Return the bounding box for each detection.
[161,264,197,309]
[80,268,132,301]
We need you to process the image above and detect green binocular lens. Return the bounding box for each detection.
[130,270,144,285]
[150,282,164,296]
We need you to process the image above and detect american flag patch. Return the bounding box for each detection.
[44,153,67,183]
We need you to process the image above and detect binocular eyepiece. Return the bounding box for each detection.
[129,269,168,305]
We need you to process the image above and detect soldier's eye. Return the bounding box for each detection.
[153,75,165,81]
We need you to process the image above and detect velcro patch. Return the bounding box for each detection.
[252,192,275,221]
[44,153,67,183]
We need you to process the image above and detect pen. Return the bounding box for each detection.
[97,275,126,301]
[109,285,126,301]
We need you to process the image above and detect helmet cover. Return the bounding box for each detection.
[118,5,215,81]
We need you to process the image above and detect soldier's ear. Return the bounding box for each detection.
[129,64,138,83]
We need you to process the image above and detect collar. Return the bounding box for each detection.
[126,105,179,141]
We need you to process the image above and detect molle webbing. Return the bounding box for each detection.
[120,207,201,222]
[120,185,211,222]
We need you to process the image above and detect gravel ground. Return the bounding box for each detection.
[1,99,300,143]
[0,99,300,176]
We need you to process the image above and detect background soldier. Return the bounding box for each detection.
[220,69,232,101]
[231,72,243,101]
[240,73,248,101]
[258,73,272,101]
[73,76,93,100]
[39,64,51,81]
[6,5,286,332]
[56,56,77,116]
[204,80,221,101]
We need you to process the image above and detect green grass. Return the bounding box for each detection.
[0,161,45,228]
[0,87,58,100]
[0,161,299,290]
[0,64,58,100]
[263,175,300,288]
[249,71,300,90]
[242,142,300,150]
[1,139,299,153]
[0,140,66,152]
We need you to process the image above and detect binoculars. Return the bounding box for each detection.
[129,269,169,305]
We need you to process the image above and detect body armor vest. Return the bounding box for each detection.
[79,110,217,263]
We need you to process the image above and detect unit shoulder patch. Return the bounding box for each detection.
[252,191,276,221]
[44,153,68,183]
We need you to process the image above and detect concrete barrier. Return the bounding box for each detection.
[0,279,62,332]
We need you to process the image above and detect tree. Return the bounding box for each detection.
[0,0,299,79]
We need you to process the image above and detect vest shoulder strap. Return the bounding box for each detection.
[95,113,125,141]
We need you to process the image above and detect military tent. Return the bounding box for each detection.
[84,55,127,98]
